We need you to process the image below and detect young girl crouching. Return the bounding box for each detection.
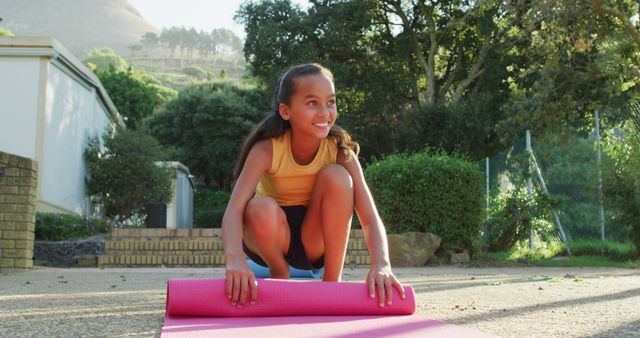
[222,63,405,309]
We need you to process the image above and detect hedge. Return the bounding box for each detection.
[364,150,484,250]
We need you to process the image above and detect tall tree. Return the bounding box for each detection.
[237,0,640,159]
[95,66,159,129]
[593,0,640,50]
[160,26,180,60]
[237,0,516,158]
[146,82,268,190]
[497,0,639,143]
[141,32,159,56]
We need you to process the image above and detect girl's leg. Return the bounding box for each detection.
[243,196,291,279]
[301,164,354,282]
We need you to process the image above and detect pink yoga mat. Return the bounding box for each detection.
[162,278,496,338]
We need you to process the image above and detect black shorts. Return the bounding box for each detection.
[242,205,324,270]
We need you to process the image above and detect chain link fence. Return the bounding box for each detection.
[480,116,635,256]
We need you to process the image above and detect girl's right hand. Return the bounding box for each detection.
[224,256,258,308]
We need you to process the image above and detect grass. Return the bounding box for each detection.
[531,255,640,268]
[568,239,635,260]
[474,239,639,269]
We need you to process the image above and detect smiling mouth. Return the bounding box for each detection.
[313,122,330,128]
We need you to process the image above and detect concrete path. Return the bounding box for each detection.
[1,266,639,337]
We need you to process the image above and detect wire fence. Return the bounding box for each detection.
[480,120,633,255]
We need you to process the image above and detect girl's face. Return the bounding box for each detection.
[279,74,337,139]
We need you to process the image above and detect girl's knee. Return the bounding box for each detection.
[244,197,282,235]
[318,164,353,191]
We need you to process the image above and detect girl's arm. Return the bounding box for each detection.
[222,139,271,308]
[337,149,406,307]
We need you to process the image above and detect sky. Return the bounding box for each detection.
[128,0,309,39]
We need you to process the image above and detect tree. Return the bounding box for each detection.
[160,26,180,60]
[197,30,213,64]
[237,0,640,160]
[151,26,243,68]
[95,66,159,129]
[84,129,172,225]
[236,0,514,158]
[496,0,639,144]
[593,0,640,50]
[146,82,269,190]
[141,31,159,56]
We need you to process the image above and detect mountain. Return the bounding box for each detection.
[0,0,159,59]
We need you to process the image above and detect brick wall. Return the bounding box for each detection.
[99,228,370,267]
[0,151,38,271]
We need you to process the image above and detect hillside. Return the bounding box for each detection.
[0,0,159,59]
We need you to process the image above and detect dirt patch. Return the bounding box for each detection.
[0,266,638,337]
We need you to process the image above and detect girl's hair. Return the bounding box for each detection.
[234,63,360,178]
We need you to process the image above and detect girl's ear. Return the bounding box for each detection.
[279,103,290,121]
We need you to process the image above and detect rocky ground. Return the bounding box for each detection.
[0,266,638,337]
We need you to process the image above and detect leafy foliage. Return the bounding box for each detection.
[235,0,531,159]
[193,189,231,228]
[484,188,558,252]
[401,99,505,160]
[532,133,627,240]
[35,212,110,241]
[84,48,129,72]
[603,123,640,257]
[364,150,484,251]
[569,239,635,261]
[236,1,640,162]
[146,82,269,190]
[95,66,159,129]
[182,66,213,79]
[84,129,173,225]
[498,1,638,143]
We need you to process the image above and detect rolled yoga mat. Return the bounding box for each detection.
[161,278,496,337]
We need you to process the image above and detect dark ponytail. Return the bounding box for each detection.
[234,63,360,178]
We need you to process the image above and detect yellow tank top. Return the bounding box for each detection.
[255,129,339,206]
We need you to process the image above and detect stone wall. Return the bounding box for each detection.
[34,240,104,267]
[0,151,38,271]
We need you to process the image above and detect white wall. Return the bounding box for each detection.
[40,63,112,215]
[0,58,40,159]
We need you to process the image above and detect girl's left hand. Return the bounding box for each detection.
[366,263,406,307]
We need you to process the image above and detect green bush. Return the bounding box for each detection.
[603,124,640,257]
[484,187,559,252]
[193,189,230,228]
[84,129,173,226]
[364,150,484,251]
[182,66,213,79]
[525,133,632,242]
[83,48,129,72]
[35,213,110,241]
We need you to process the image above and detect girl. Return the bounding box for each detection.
[222,63,405,309]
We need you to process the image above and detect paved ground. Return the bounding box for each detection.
[0,266,639,337]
